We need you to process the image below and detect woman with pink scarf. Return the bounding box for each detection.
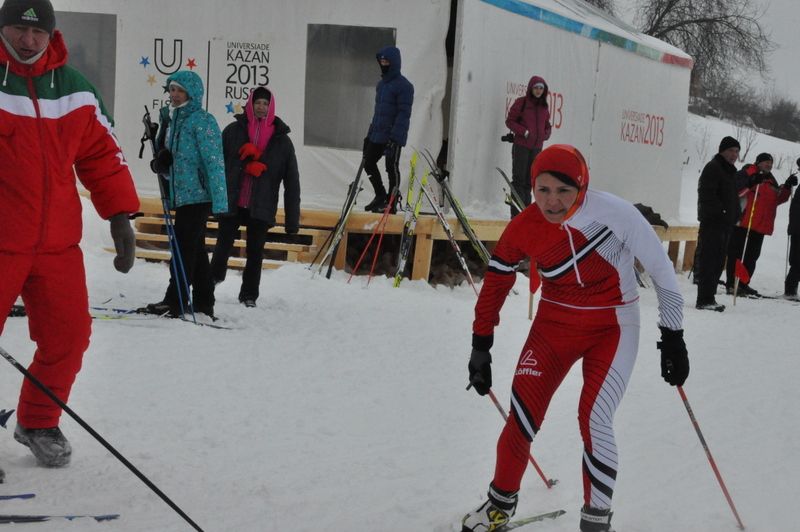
[211,86,300,307]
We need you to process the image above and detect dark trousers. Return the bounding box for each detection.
[725,226,764,288]
[786,233,800,295]
[510,144,539,218]
[363,140,401,195]
[163,202,214,311]
[695,222,731,304]
[210,208,270,302]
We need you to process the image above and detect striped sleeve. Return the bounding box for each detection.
[472,220,527,337]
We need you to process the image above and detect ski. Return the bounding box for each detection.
[498,509,566,530]
[0,494,34,501]
[0,513,120,523]
[419,180,480,295]
[90,307,233,329]
[393,167,428,287]
[496,167,526,213]
[420,150,491,264]
[309,159,366,278]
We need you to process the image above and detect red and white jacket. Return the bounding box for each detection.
[0,31,139,254]
[736,166,791,236]
[474,189,684,339]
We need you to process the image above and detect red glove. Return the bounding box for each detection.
[238,143,262,161]
[244,161,267,177]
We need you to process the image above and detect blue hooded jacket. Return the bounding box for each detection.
[367,46,414,146]
[157,70,228,213]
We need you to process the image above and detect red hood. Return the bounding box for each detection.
[0,30,68,77]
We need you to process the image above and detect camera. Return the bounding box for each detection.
[500,132,514,143]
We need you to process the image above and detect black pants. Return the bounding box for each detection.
[163,202,214,311]
[510,144,539,218]
[363,140,401,195]
[725,226,764,288]
[210,208,270,302]
[695,222,731,304]
[786,233,800,295]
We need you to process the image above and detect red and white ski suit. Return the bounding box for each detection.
[473,189,683,510]
[0,33,139,428]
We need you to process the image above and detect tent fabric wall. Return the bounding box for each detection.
[57,0,448,209]
[450,0,692,219]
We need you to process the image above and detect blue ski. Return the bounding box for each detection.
[0,494,34,501]
[0,513,119,523]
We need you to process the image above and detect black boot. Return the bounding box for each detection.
[580,506,614,532]
[364,175,387,212]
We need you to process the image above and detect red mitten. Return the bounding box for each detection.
[245,161,267,177]
[238,143,262,161]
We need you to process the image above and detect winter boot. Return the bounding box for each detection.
[14,424,72,468]
[580,506,615,532]
[695,299,725,312]
[364,175,387,212]
[241,299,257,308]
[139,300,178,317]
[461,483,518,532]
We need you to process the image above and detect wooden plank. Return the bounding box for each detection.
[411,233,434,281]
[667,241,680,268]
[112,248,282,270]
[132,232,313,253]
[682,240,697,272]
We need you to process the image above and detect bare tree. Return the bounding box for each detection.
[584,0,615,15]
[734,124,757,163]
[634,0,774,97]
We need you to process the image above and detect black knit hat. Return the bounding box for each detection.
[755,152,773,164]
[0,0,55,34]
[251,86,271,102]
[718,136,740,152]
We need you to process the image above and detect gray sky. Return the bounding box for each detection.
[613,0,798,98]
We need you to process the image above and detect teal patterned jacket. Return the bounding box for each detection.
[157,70,227,213]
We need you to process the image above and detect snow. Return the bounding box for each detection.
[1,114,799,531]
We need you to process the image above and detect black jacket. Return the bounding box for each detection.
[789,190,800,235]
[221,115,300,232]
[697,153,739,226]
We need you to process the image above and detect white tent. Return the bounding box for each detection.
[56,0,691,220]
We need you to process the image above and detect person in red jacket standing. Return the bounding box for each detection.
[504,75,552,218]
[460,145,688,532]
[0,0,139,469]
[725,152,796,297]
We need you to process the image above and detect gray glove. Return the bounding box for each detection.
[109,213,135,273]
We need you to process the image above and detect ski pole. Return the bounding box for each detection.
[677,386,745,530]
[0,345,205,532]
[485,389,556,489]
[733,183,759,305]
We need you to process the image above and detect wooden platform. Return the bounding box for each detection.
[122,196,699,279]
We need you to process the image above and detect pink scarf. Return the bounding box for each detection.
[238,88,276,208]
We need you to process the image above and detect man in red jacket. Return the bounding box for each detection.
[725,152,796,297]
[0,0,139,469]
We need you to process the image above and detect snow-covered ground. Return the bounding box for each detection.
[1,114,799,531]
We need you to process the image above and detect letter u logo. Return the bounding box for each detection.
[154,38,183,75]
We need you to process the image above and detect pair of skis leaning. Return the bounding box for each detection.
[0,493,119,524]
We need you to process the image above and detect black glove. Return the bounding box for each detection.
[785,174,798,187]
[109,213,135,273]
[749,172,767,187]
[657,327,689,386]
[150,148,173,174]
[468,349,492,395]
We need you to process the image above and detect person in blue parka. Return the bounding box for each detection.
[143,69,228,318]
[362,46,414,213]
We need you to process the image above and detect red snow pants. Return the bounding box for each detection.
[0,247,92,428]
[492,300,639,510]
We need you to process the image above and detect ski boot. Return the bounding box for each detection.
[461,484,518,532]
[580,506,614,532]
[14,424,72,468]
[364,176,387,212]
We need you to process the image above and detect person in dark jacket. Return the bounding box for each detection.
[362,46,414,213]
[724,153,794,297]
[504,75,552,217]
[695,136,740,311]
[785,158,800,299]
[210,87,300,307]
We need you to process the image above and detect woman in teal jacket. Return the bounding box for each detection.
[144,70,227,318]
